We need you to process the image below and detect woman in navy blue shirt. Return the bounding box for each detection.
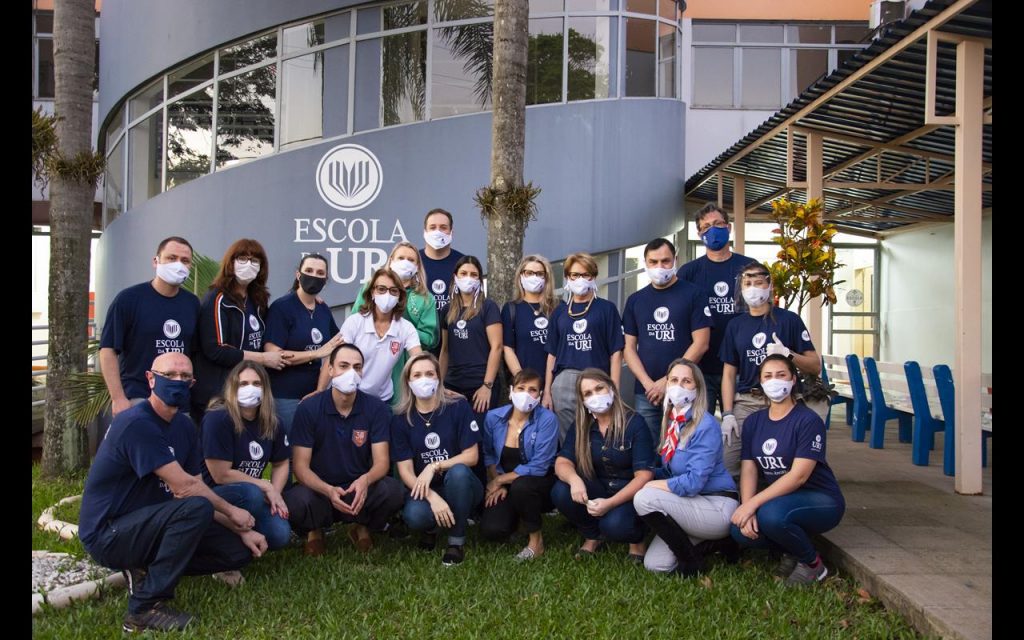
[633,358,739,577]
[391,353,483,567]
[502,255,563,378]
[480,368,559,561]
[551,369,654,561]
[730,354,845,586]
[201,361,291,552]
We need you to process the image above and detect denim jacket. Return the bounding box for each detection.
[482,404,559,476]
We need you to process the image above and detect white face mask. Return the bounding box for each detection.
[156,261,190,286]
[645,265,675,287]
[423,230,452,250]
[665,385,697,408]
[583,391,614,414]
[409,376,439,399]
[510,390,540,414]
[390,258,418,281]
[455,276,480,294]
[520,274,545,293]
[331,368,361,394]
[761,378,795,402]
[234,260,260,285]
[567,278,594,296]
[237,384,263,408]
[374,293,399,314]
[742,285,772,308]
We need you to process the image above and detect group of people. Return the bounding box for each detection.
[81,205,845,633]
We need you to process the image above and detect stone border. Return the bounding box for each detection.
[31,551,124,615]
[37,494,81,540]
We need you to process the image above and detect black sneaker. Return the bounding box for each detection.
[122,601,194,633]
[418,531,438,551]
[441,545,465,566]
[121,568,147,597]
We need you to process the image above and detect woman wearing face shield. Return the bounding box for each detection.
[729,355,845,587]
[479,369,560,561]
[717,262,821,479]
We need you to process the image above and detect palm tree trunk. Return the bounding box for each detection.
[42,0,95,477]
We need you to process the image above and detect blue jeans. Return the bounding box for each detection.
[402,464,484,546]
[276,397,301,436]
[212,482,292,551]
[550,478,646,544]
[704,373,723,416]
[633,394,663,460]
[730,489,845,563]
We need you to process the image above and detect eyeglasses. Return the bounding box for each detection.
[697,220,729,235]
[151,370,194,382]
[741,275,771,287]
[235,256,261,267]
[521,269,545,278]
[373,285,402,296]
[566,272,594,281]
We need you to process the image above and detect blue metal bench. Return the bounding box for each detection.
[933,364,992,476]
[845,353,871,442]
[863,356,912,449]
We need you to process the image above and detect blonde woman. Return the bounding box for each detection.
[551,369,654,561]
[501,255,564,378]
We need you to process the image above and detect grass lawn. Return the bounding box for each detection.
[32,465,927,639]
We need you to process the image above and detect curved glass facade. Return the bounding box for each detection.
[100,0,683,227]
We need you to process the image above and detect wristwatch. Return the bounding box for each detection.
[482,381,494,389]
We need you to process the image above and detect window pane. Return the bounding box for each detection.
[433,0,494,22]
[35,11,53,33]
[739,24,783,43]
[283,20,327,55]
[219,33,277,75]
[835,25,870,45]
[106,105,126,151]
[358,7,381,35]
[657,23,675,98]
[281,51,326,149]
[37,38,54,98]
[693,23,735,43]
[789,49,828,96]
[567,0,612,9]
[626,0,656,15]
[625,18,656,97]
[532,1,564,12]
[168,54,214,99]
[104,137,124,226]
[384,2,427,30]
[692,47,732,107]
[431,23,493,118]
[216,65,276,169]
[568,17,612,101]
[129,78,163,121]
[383,31,427,126]
[128,110,163,208]
[527,18,563,105]
[658,0,675,18]
[166,89,213,190]
[786,25,829,44]
[741,48,780,108]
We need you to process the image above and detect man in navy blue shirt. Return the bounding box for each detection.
[623,238,711,452]
[79,352,267,633]
[419,208,464,356]
[99,236,201,417]
[283,344,404,556]
[678,203,753,415]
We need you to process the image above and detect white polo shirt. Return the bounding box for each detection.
[339,311,420,401]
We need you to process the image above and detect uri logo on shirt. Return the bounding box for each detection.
[714,281,730,297]
[311,328,323,344]
[163,319,181,339]
[249,441,264,460]
[425,432,441,449]
[432,280,446,295]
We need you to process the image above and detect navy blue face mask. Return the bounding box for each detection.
[702,225,730,251]
[151,372,192,408]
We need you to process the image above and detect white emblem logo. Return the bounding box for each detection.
[163,319,181,339]
[812,434,823,451]
[249,441,264,460]
[311,328,323,344]
[249,315,260,331]
[469,420,479,432]
[284,435,289,447]
[704,306,712,317]
[168,446,175,456]
[456,320,467,330]
[801,330,811,342]
[534,317,548,329]
[315,144,383,211]
[714,281,729,297]
[762,438,778,456]
[573,319,588,334]
[431,279,447,294]
[653,306,670,323]
[752,332,767,349]
[425,432,441,449]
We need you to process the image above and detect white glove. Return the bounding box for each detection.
[765,332,791,358]
[721,414,739,447]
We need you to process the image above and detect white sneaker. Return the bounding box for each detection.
[211,570,245,587]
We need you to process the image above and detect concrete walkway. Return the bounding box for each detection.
[818,408,992,640]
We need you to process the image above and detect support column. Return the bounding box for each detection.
[806,132,824,350]
[733,176,746,255]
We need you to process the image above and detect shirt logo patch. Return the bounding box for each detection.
[249,441,264,460]
[653,306,670,323]
[534,316,548,329]
[431,279,446,294]
[163,320,182,339]
[573,319,588,334]
[311,328,324,344]
[352,429,368,447]
[704,306,712,317]
[762,438,778,456]
[469,420,479,432]
[168,446,175,456]
[284,435,289,447]
[801,330,811,342]
[390,340,400,355]
[752,332,767,349]
[249,315,260,331]
[425,432,441,449]
[456,319,467,330]
[714,281,729,297]
[811,434,823,451]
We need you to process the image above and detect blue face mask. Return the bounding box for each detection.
[151,373,192,408]
[702,225,731,251]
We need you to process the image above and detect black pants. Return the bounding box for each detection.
[84,496,252,614]
[283,476,404,535]
[480,472,556,540]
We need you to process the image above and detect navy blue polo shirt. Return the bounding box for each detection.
[622,279,712,394]
[545,297,625,376]
[200,408,289,485]
[719,308,815,393]
[741,403,844,505]
[441,299,502,389]
[289,389,391,487]
[79,402,201,549]
[677,253,753,375]
[99,282,200,399]
[390,397,481,480]
[502,300,564,376]
[558,413,655,482]
[420,248,465,312]
[264,291,340,399]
